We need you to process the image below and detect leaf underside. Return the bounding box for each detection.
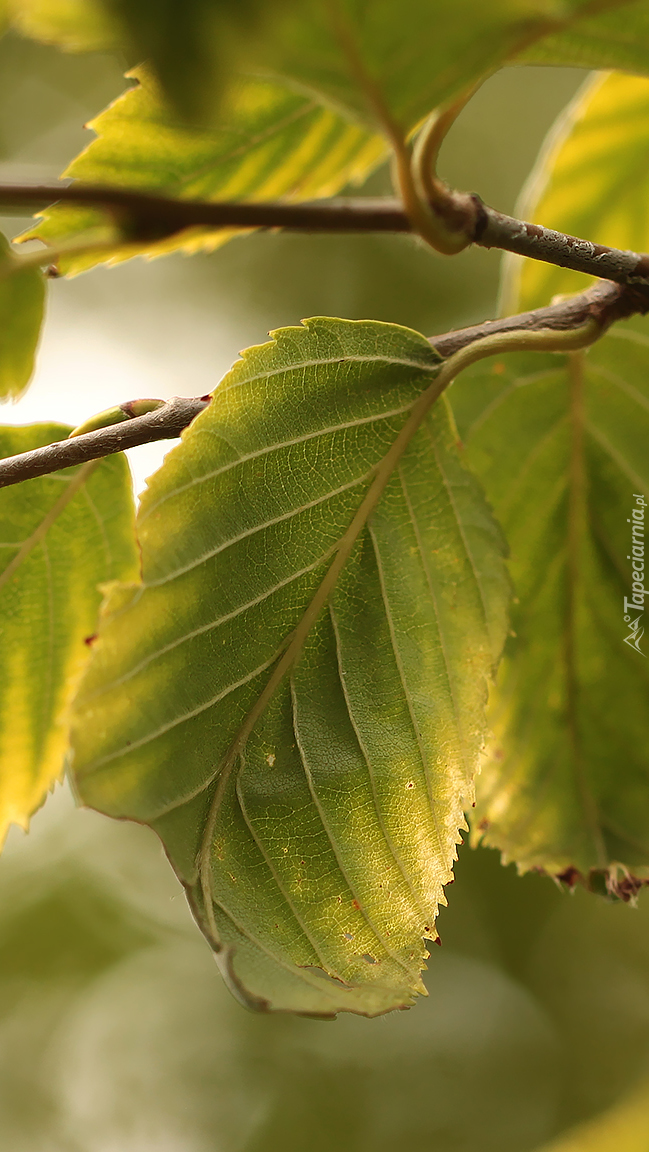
[0,424,137,847]
[449,330,649,891]
[69,317,510,1016]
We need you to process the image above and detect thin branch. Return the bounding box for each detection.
[1,280,648,491]
[4,182,649,290]
[431,279,649,357]
[0,396,208,488]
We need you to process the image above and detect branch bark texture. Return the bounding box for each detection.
[5,182,649,291]
[0,397,209,488]
[1,281,647,490]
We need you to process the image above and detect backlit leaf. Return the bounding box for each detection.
[0,234,45,400]
[72,0,649,134]
[0,424,137,847]
[449,329,649,887]
[502,71,649,313]
[236,0,637,136]
[69,317,510,1016]
[10,0,649,135]
[24,67,385,275]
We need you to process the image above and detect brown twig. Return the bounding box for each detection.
[4,183,649,290]
[1,280,648,490]
[431,279,648,357]
[0,396,209,487]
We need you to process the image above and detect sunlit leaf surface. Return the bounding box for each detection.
[0,424,137,847]
[449,331,649,886]
[502,72,649,312]
[70,317,510,1016]
[25,67,385,275]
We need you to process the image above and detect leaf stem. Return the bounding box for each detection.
[198,317,602,946]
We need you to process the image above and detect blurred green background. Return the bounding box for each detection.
[1,32,648,1151]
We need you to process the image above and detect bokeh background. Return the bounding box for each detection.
[1,33,647,1151]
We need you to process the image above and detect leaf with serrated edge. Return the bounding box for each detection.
[449,329,649,891]
[0,233,45,399]
[69,317,510,1016]
[0,424,137,847]
[502,72,649,314]
[22,67,386,276]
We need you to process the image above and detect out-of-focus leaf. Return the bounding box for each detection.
[94,1,649,133]
[69,317,510,1017]
[533,1077,649,1152]
[449,330,649,886]
[8,0,119,51]
[502,72,649,313]
[9,0,649,133]
[0,424,137,847]
[522,0,649,77]
[102,0,299,124]
[239,0,641,136]
[22,67,386,275]
[0,234,44,400]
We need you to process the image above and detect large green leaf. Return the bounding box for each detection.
[0,424,137,846]
[200,0,649,136]
[10,0,649,134]
[101,0,300,124]
[0,233,45,399]
[449,329,649,887]
[502,71,649,313]
[24,67,385,275]
[69,317,510,1016]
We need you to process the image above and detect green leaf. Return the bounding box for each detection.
[11,0,649,136]
[0,424,137,847]
[8,0,119,51]
[502,71,649,313]
[69,317,510,1016]
[110,0,649,136]
[449,330,649,887]
[24,67,386,276]
[101,0,300,125]
[238,0,633,136]
[88,1,649,136]
[0,234,45,400]
[521,0,649,77]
